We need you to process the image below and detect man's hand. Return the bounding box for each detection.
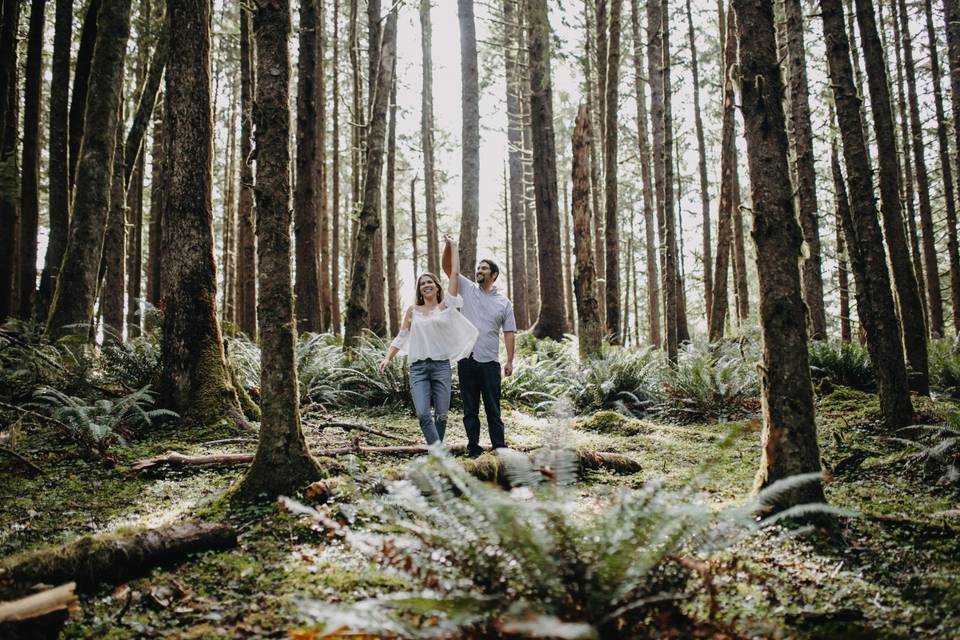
[504,361,514,377]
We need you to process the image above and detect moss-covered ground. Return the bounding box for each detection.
[1,389,958,638]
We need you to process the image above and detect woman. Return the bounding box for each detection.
[378,237,478,444]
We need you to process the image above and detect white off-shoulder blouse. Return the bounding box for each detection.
[390,294,479,364]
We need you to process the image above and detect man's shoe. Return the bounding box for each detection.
[467,448,484,459]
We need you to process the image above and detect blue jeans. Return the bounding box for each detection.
[409,359,452,445]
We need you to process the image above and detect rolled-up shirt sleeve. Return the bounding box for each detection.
[502,301,517,332]
[390,329,410,353]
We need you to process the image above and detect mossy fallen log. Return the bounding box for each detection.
[0,523,237,599]
[0,582,78,640]
[461,449,642,488]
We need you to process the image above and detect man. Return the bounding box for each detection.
[442,238,517,457]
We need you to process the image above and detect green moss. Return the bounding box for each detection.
[818,386,881,416]
[578,410,636,434]
[186,338,245,428]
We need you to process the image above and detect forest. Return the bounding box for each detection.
[1,0,960,637]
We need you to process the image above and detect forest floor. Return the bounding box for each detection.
[1,387,959,639]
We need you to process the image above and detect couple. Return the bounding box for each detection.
[378,236,517,457]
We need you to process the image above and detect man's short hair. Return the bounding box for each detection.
[479,258,500,279]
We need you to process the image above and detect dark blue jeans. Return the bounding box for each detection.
[409,359,452,445]
[458,356,506,455]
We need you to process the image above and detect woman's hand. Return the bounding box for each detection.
[377,357,391,374]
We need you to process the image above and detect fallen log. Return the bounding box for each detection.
[308,420,418,445]
[464,449,642,487]
[0,523,237,600]
[0,582,78,640]
[130,451,254,471]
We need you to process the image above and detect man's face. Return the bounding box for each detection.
[476,262,495,284]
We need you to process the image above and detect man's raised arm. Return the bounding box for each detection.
[442,238,453,277]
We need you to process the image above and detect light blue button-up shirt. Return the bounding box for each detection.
[458,274,517,363]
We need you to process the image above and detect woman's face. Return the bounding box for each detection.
[418,275,438,299]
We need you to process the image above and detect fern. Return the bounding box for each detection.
[808,340,875,392]
[656,341,759,423]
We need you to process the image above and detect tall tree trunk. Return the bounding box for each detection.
[365,0,387,337]
[221,97,237,327]
[732,0,825,511]
[674,142,690,344]
[831,123,852,344]
[821,0,914,428]
[923,0,960,335]
[294,0,321,333]
[520,8,541,319]
[0,0,18,321]
[158,0,241,426]
[331,0,342,333]
[584,3,605,328]
[386,67,400,334]
[317,0,331,333]
[457,0,480,272]
[572,104,602,358]
[685,0,712,330]
[348,0,361,264]
[504,0,529,329]
[67,0,100,193]
[897,0,943,337]
[102,119,127,338]
[731,146,750,323]
[37,0,72,320]
[127,148,145,336]
[236,0,322,499]
[123,22,168,188]
[603,0,622,342]
[709,1,737,342]
[563,177,576,330]
[647,0,670,353]
[343,10,397,348]
[17,0,46,320]
[660,0,679,362]
[146,97,164,313]
[46,0,131,339]
[419,0,439,276]
[630,0,660,346]
[890,0,926,323]
[843,0,872,169]
[410,175,419,273]
[525,0,569,340]
[237,2,257,339]
[945,0,960,325]
[855,0,929,393]
[782,0,826,340]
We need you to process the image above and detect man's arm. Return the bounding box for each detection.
[503,331,516,376]
[441,237,453,277]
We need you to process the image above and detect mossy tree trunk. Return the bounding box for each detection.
[821,0,914,429]
[731,0,825,510]
[46,0,131,340]
[854,0,929,394]
[343,9,398,348]
[294,0,321,334]
[158,0,241,426]
[572,105,602,359]
[603,0,622,343]
[37,0,71,320]
[525,0,569,341]
[235,0,325,499]
[236,3,258,340]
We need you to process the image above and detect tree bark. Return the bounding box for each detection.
[922,0,960,335]
[386,68,400,334]
[831,126,852,343]
[731,145,750,323]
[158,0,241,426]
[123,22,168,189]
[458,0,480,273]
[294,0,322,333]
[36,0,72,321]
[782,0,826,340]
[419,0,439,276]
[102,120,126,338]
[520,12,541,320]
[343,11,397,348]
[709,2,737,342]
[731,0,825,511]
[890,0,927,326]
[16,0,46,320]
[572,105,602,358]
[317,0,331,333]
[525,0,569,340]
[504,0,529,329]
[221,90,237,326]
[584,4,604,329]
[235,0,324,499]
[331,0,342,334]
[897,0,943,337]
[236,3,257,339]
[855,0,929,394]
[945,0,960,328]
[821,0,914,429]
[685,0,712,332]
[630,0,660,347]
[46,0,131,339]
[563,176,576,330]
[0,0,19,322]
[146,97,165,314]
[603,0,622,343]
[67,0,100,193]
[660,0,679,362]
[365,0,387,338]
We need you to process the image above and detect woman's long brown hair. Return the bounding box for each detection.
[415,272,444,306]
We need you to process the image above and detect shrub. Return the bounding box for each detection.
[31,385,177,458]
[928,338,960,398]
[657,342,759,423]
[335,332,415,412]
[808,340,875,392]
[893,415,960,486]
[568,345,662,416]
[296,332,351,413]
[98,333,161,390]
[290,447,838,638]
